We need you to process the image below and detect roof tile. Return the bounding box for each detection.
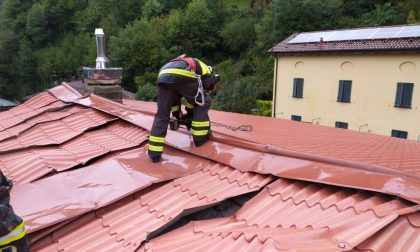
[268,34,420,54]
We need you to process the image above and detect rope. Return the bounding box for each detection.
[212,122,253,132]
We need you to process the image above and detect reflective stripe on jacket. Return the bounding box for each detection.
[0,222,26,246]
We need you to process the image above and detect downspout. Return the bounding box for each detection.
[272,56,278,118]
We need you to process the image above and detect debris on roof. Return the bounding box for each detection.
[0,83,418,251]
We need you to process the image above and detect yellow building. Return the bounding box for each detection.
[268,25,420,140]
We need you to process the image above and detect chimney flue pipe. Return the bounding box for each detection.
[95,28,109,69]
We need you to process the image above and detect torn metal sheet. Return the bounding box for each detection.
[47,85,420,204]
[11,146,211,233]
[29,164,272,251]
[1,121,148,185]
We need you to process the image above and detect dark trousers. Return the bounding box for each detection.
[148,81,211,160]
[0,235,29,252]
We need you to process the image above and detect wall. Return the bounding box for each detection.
[273,53,420,140]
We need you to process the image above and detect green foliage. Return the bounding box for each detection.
[25,2,47,46]
[0,0,416,113]
[136,82,157,101]
[362,3,405,26]
[254,100,272,116]
[213,77,258,113]
[142,0,164,20]
[221,14,257,53]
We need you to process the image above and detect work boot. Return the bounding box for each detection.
[148,150,161,163]
[193,130,212,147]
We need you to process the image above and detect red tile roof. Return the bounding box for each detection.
[268,35,420,55]
[0,83,418,251]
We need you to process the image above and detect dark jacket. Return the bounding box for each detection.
[0,171,22,237]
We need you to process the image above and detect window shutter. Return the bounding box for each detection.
[402,83,413,108]
[293,78,298,97]
[293,78,304,98]
[343,81,352,102]
[338,80,344,101]
[395,83,404,107]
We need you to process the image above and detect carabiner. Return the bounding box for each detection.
[194,74,205,106]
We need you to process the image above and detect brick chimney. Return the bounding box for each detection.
[83,28,123,102]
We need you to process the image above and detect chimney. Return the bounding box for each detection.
[83,28,123,103]
[319,37,324,48]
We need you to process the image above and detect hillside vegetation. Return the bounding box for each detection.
[0,0,419,114]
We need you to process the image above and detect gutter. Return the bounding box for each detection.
[272,57,278,118]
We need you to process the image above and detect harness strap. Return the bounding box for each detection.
[171,57,197,73]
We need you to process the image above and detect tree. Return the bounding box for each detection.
[213,77,258,113]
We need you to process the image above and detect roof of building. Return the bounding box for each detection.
[268,25,420,55]
[1,83,418,251]
[0,98,17,107]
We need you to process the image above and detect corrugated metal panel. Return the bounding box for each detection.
[142,178,417,251]
[354,212,420,252]
[0,99,68,131]
[29,164,272,251]
[0,121,148,184]
[125,100,420,177]
[14,146,212,233]
[0,106,84,142]
[24,92,60,109]
[142,218,338,252]
[1,85,415,252]
[121,100,420,204]
[0,108,116,152]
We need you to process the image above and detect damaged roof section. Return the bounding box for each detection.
[30,164,272,251]
[0,83,418,251]
[142,178,418,252]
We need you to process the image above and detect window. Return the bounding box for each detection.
[391,130,408,139]
[292,78,304,98]
[291,115,302,121]
[335,121,348,129]
[395,83,413,108]
[337,80,352,102]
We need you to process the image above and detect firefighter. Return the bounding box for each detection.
[148,55,220,162]
[0,171,29,252]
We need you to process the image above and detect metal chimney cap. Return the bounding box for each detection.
[95,28,104,35]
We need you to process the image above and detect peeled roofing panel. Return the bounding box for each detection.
[0,121,148,184]
[0,99,68,130]
[141,219,339,252]
[124,99,420,177]
[29,164,272,251]
[208,110,420,176]
[105,96,420,204]
[12,146,211,233]
[0,92,57,121]
[0,149,53,184]
[354,212,420,252]
[143,179,417,251]
[0,106,84,142]
[0,108,115,152]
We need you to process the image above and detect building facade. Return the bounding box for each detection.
[269,25,420,140]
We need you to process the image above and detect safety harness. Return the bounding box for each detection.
[170,57,206,106]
